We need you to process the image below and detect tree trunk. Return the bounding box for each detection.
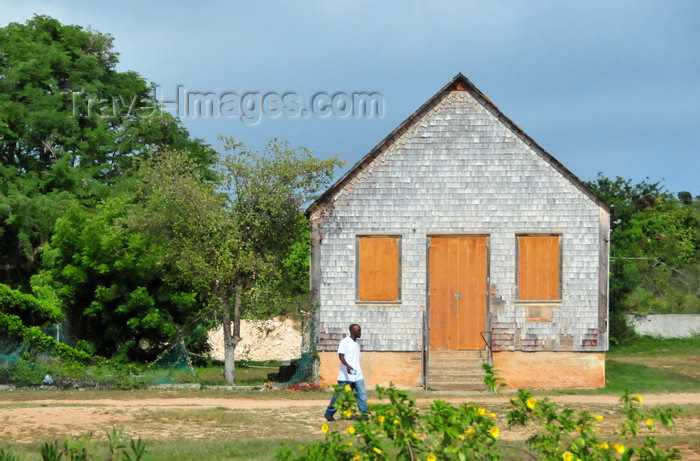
[222,310,235,384]
[222,286,243,384]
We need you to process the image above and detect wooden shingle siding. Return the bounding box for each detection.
[310,76,608,358]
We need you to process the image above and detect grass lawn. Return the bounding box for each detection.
[604,335,700,393]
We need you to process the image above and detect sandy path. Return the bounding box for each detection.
[4,391,699,411]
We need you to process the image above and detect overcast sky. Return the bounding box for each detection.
[2,1,698,194]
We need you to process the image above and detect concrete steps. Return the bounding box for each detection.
[427,350,489,391]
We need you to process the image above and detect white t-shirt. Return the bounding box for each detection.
[336,336,363,382]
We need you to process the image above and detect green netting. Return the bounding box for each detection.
[0,335,50,386]
[147,337,195,384]
[1,309,317,388]
[0,330,197,388]
[0,337,27,365]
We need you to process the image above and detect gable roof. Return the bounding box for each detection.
[308,73,609,214]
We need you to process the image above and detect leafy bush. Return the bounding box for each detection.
[507,389,680,461]
[5,360,45,386]
[0,311,91,363]
[278,370,682,460]
[0,283,64,326]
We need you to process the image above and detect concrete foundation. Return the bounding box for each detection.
[493,351,606,389]
[318,351,423,388]
[318,350,606,390]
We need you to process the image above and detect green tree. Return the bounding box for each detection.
[587,174,700,342]
[614,195,700,315]
[0,15,214,288]
[129,139,342,382]
[31,193,202,360]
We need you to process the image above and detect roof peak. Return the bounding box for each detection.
[307,73,608,213]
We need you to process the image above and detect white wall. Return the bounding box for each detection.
[626,314,700,338]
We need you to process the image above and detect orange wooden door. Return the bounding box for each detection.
[428,236,488,351]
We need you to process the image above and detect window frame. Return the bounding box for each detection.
[355,234,402,303]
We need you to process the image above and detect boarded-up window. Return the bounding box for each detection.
[357,236,401,302]
[517,235,561,300]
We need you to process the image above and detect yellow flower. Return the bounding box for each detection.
[485,412,496,418]
[321,423,329,434]
[526,398,536,410]
[344,384,352,391]
[343,409,353,419]
[378,415,385,423]
[562,452,574,461]
[427,454,437,461]
[489,426,500,438]
[393,419,400,425]
[613,443,625,454]
[592,414,603,422]
[373,447,383,454]
[346,442,353,447]
[347,426,356,435]
[646,418,654,428]
[465,427,476,435]
[596,442,609,450]
[635,395,643,405]
[478,407,486,415]
[573,426,581,432]
[458,434,466,440]
[352,456,361,461]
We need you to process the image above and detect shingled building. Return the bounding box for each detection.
[307,74,610,390]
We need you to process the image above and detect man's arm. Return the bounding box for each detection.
[338,353,353,374]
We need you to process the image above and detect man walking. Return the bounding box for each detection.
[324,324,368,421]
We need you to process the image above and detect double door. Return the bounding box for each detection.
[428,236,488,351]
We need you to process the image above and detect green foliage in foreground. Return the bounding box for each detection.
[0,428,145,461]
[1,438,301,461]
[278,375,682,460]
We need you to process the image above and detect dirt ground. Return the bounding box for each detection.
[1,391,699,459]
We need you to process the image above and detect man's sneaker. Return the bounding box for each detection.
[324,413,335,422]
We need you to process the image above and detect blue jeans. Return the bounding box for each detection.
[325,379,368,417]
